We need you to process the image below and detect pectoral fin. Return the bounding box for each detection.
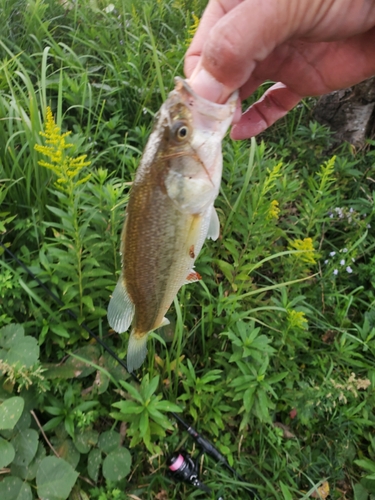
[107,278,135,333]
[207,206,220,241]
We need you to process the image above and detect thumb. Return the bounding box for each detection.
[186,0,324,103]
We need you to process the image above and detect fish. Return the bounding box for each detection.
[107,77,238,372]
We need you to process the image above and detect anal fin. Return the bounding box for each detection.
[107,277,135,333]
[159,316,170,328]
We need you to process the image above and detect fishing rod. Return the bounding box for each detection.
[0,241,259,499]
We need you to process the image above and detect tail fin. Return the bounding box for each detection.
[127,331,149,372]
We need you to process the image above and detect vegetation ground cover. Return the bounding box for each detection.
[1,1,375,499]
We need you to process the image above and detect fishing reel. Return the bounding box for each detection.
[167,449,223,499]
[166,425,258,499]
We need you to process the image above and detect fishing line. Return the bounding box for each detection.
[0,240,259,499]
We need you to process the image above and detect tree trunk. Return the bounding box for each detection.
[313,77,375,148]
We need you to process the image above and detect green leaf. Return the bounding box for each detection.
[355,459,375,474]
[0,397,24,430]
[44,406,64,416]
[139,411,149,438]
[361,478,375,494]
[49,324,70,339]
[101,352,129,383]
[51,437,80,469]
[279,481,293,500]
[112,401,143,415]
[10,442,46,481]
[5,336,39,368]
[147,410,171,430]
[201,370,222,384]
[254,390,271,423]
[267,371,289,384]
[11,429,39,467]
[75,401,99,412]
[142,375,159,401]
[74,429,99,454]
[81,295,94,311]
[0,476,32,500]
[87,448,102,482]
[228,347,242,362]
[97,370,110,394]
[36,456,79,500]
[47,205,71,220]
[153,400,182,413]
[64,345,100,378]
[14,410,31,432]
[97,430,121,453]
[354,482,369,500]
[102,448,132,482]
[64,415,75,439]
[243,386,256,413]
[43,416,64,432]
[0,324,24,348]
[0,437,15,468]
[119,380,143,403]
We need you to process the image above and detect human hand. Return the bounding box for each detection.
[185,0,375,139]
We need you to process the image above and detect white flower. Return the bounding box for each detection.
[333,269,338,275]
[324,260,328,264]
[329,251,336,257]
[352,258,355,262]
[367,224,371,229]
[346,266,353,273]
[342,248,348,253]
[340,259,345,266]
[104,3,115,13]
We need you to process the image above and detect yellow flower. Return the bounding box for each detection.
[261,161,283,197]
[287,310,308,330]
[186,12,200,45]
[267,200,280,220]
[34,107,91,195]
[288,237,316,264]
[172,0,183,7]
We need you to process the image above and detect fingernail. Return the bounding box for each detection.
[189,67,230,104]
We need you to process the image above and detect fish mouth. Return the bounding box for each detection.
[173,77,238,120]
[168,77,238,136]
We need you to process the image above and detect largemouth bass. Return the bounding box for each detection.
[108,78,237,372]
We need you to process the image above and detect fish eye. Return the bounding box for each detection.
[171,121,190,142]
[178,126,188,138]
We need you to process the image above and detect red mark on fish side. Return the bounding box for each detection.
[189,245,195,259]
[186,271,202,282]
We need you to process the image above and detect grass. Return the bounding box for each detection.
[1,0,375,499]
